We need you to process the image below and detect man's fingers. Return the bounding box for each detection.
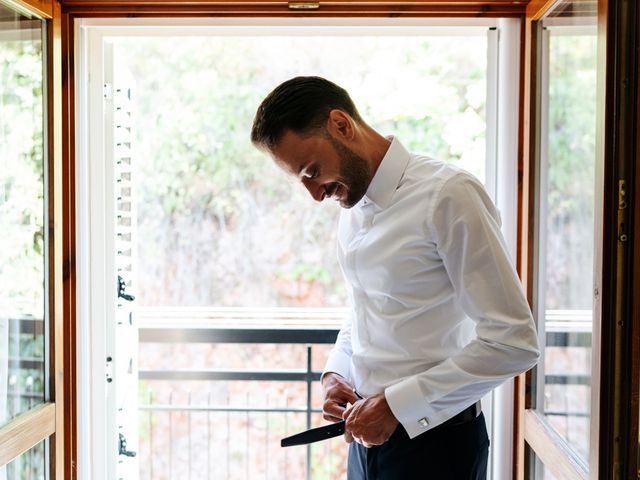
[343,431,354,444]
[326,389,358,407]
[340,393,398,447]
[323,376,359,404]
[321,375,359,427]
[322,412,343,422]
[343,388,359,405]
[323,400,346,420]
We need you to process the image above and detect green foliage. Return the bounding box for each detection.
[1,24,47,433]
[544,33,597,309]
[115,35,487,307]
[1,30,46,318]
[275,264,332,285]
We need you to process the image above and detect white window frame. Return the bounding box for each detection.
[75,17,521,480]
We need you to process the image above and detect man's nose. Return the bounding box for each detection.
[302,179,325,202]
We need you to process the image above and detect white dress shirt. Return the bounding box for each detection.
[323,137,540,439]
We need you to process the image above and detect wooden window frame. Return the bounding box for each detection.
[13,0,631,478]
[0,404,56,466]
[10,0,52,18]
[516,1,595,479]
[516,4,595,478]
[517,1,640,480]
[58,1,528,18]
[0,0,66,477]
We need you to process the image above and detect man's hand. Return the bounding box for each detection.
[321,372,359,421]
[343,393,399,447]
[321,372,359,443]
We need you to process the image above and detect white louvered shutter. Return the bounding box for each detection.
[104,41,140,480]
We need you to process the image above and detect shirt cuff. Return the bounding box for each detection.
[385,376,444,439]
[322,348,352,383]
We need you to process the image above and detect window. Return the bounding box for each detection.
[0,0,47,427]
[2,439,47,479]
[0,1,54,477]
[525,0,598,477]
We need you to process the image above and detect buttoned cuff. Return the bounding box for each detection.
[321,349,352,383]
[385,376,442,439]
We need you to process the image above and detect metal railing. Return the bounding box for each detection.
[136,308,344,480]
[542,309,592,418]
[135,308,594,479]
[2,310,593,478]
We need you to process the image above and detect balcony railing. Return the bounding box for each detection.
[136,308,345,480]
[1,309,592,479]
[135,307,593,479]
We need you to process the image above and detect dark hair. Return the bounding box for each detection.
[251,76,363,150]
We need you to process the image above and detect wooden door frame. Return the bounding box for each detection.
[53,0,638,479]
[516,0,640,479]
[597,0,640,478]
[58,4,530,479]
[58,1,528,17]
[20,0,632,478]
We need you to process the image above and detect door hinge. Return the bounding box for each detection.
[103,82,113,101]
[106,355,114,383]
[618,179,627,210]
[618,180,629,242]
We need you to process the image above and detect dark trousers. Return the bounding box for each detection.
[347,412,489,480]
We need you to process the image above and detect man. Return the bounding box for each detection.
[251,76,539,479]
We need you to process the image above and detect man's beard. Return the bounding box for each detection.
[328,136,372,208]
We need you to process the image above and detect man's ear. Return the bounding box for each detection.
[327,109,355,140]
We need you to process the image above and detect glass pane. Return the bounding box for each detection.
[533,453,560,480]
[0,439,47,480]
[112,32,489,480]
[0,4,47,427]
[537,0,598,462]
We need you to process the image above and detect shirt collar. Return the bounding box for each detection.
[361,136,411,210]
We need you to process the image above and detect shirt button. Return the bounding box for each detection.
[418,418,429,427]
